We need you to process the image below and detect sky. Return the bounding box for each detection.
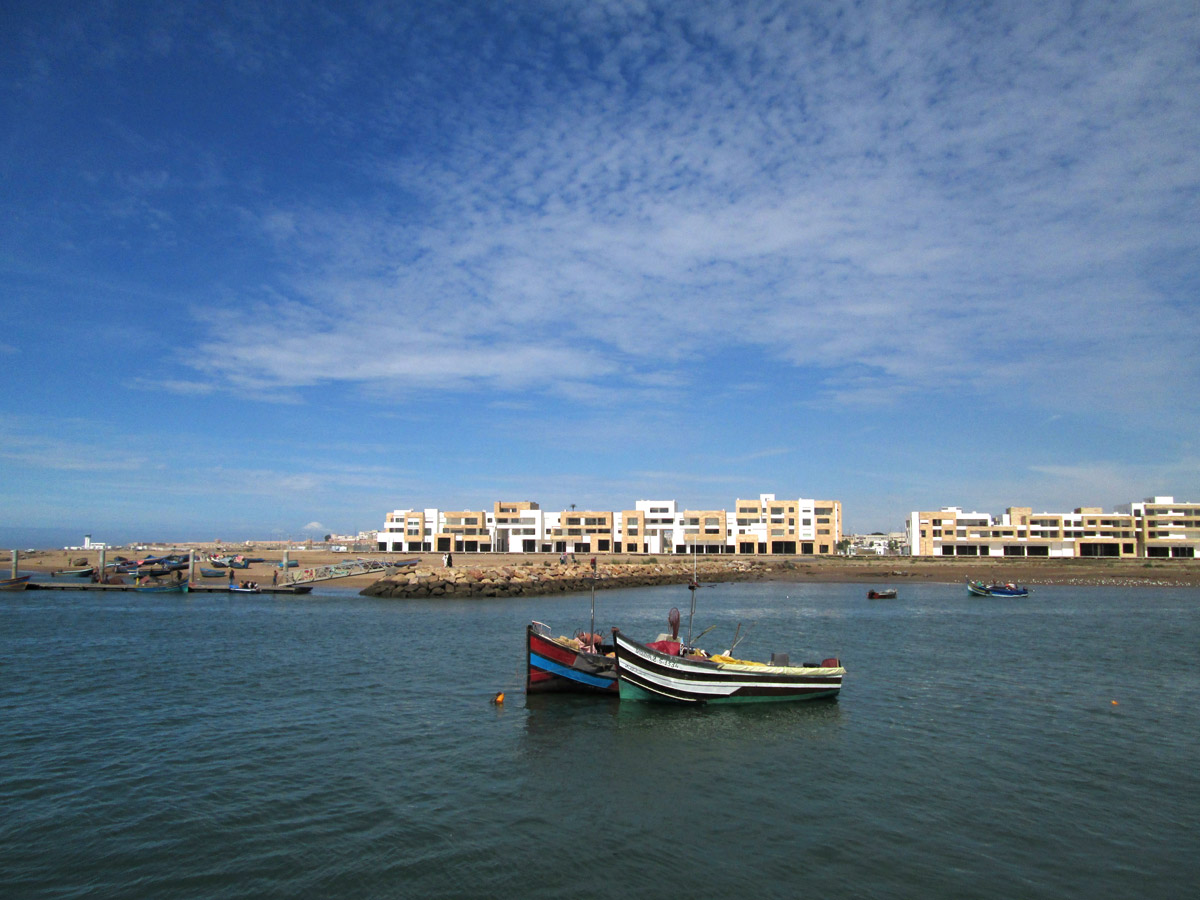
[2,0,1199,547]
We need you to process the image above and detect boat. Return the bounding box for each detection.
[134,581,189,593]
[133,566,175,578]
[277,560,299,568]
[867,588,897,599]
[967,580,1030,598]
[525,562,617,694]
[611,628,845,704]
[199,568,226,578]
[229,585,260,593]
[53,566,95,577]
[0,574,31,591]
[526,621,617,694]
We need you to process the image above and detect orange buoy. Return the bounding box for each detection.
[1111,700,1119,706]
[494,691,505,704]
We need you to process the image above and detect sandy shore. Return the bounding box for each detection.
[10,547,1200,589]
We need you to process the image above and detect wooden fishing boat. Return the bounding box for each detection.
[526,621,617,694]
[967,580,1030,598]
[134,581,189,593]
[867,588,897,599]
[0,574,31,591]
[611,628,844,704]
[134,566,175,578]
[53,566,95,577]
[199,568,226,578]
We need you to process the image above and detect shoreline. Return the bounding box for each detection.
[11,548,1199,592]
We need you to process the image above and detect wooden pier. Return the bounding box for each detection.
[24,582,313,595]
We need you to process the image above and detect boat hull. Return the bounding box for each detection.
[611,629,843,704]
[0,574,31,591]
[526,623,617,694]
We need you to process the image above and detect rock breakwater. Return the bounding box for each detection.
[359,559,765,599]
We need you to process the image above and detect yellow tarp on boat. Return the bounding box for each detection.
[708,654,765,666]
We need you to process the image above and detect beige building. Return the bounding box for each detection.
[908,496,1198,559]
[378,492,842,555]
[1118,497,1200,558]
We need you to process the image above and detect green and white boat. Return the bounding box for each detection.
[610,627,844,705]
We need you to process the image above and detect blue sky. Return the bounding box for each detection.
[2,0,1198,547]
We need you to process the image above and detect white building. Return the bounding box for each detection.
[377,493,843,556]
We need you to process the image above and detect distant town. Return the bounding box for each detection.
[373,493,1199,561]
[56,494,1198,562]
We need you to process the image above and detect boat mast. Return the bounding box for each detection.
[686,533,697,644]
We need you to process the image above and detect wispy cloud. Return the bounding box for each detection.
[5,2,1199,535]
[156,1,1198,430]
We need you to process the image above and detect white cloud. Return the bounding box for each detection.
[174,1,1199,430]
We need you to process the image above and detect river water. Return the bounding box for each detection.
[2,581,1197,898]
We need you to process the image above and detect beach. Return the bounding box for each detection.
[12,547,1200,591]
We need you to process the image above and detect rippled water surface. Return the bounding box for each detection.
[3,581,1198,898]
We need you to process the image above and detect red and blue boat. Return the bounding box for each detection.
[525,621,617,694]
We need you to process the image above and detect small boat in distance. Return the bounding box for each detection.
[0,574,31,591]
[526,622,617,694]
[867,588,897,599]
[968,580,1030,598]
[611,628,844,704]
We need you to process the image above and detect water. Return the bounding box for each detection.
[2,582,1198,898]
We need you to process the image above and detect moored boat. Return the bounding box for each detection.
[867,588,897,599]
[134,581,189,593]
[0,574,32,591]
[199,568,226,578]
[53,566,95,577]
[967,580,1030,598]
[526,621,617,694]
[611,628,844,704]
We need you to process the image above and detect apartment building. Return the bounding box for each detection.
[1116,497,1200,558]
[907,496,1199,559]
[377,493,842,555]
